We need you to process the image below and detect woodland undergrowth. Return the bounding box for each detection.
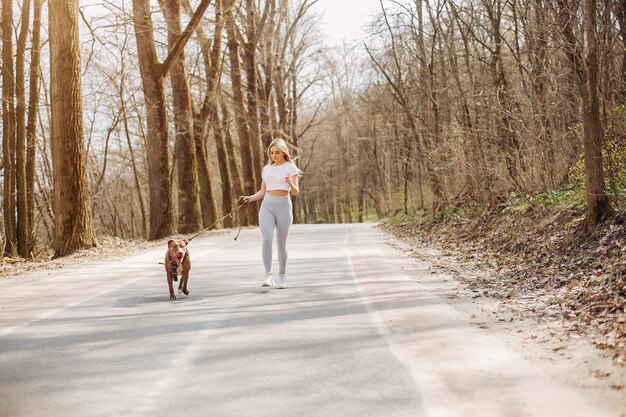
[383,188,626,364]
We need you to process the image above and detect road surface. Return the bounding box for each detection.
[0,223,624,417]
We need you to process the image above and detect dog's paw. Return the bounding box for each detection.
[178,288,182,294]
[170,294,177,300]
[183,289,189,296]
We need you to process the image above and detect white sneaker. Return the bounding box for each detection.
[278,273,287,289]
[262,273,274,287]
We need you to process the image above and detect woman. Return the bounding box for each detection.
[242,138,301,289]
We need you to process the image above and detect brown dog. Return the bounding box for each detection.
[165,239,191,300]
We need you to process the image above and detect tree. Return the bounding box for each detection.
[225,0,257,223]
[132,0,212,239]
[483,0,523,183]
[26,0,43,256]
[48,0,97,257]
[581,0,614,230]
[2,0,17,256]
[182,0,223,228]
[185,0,235,226]
[242,0,270,189]
[132,0,175,240]
[616,0,626,96]
[161,0,203,234]
[16,0,32,257]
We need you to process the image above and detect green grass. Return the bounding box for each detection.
[505,186,587,214]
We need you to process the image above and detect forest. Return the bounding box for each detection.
[0,0,624,258]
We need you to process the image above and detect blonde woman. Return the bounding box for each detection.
[242,138,301,289]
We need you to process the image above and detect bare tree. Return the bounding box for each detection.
[220,95,245,205]
[616,0,626,96]
[132,0,175,239]
[2,0,17,256]
[242,0,271,188]
[16,0,32,257]
[225,0,257,223]
[26,0,43,255]
[581,0,614,230]
[212,94,234,227]
[48,0,97,257]
[161,0,204,233]
[182,0,222,228]
[131,0,212,239]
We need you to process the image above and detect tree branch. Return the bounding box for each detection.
[160,0,213,78]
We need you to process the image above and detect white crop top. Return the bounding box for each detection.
[262,162,300,191]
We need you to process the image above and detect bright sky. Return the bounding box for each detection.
[312,0,382,46]
[79,0,382,47]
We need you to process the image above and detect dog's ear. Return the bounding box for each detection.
[168,239,174,245]
[183,239,189,245]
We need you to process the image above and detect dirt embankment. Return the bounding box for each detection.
[383,207,626,366]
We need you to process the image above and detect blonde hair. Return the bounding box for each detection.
[267,138,293,164]
[266,138,302,175]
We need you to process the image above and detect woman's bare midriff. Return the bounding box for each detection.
[268,190,289,196]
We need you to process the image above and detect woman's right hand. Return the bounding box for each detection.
[239,195,250,205]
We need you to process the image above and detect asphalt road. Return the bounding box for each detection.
[0,223,623,417]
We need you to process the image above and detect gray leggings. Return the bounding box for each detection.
[259,194,293,274]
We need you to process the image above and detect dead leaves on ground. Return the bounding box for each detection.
[384,207,626,364]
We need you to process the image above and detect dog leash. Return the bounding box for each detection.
[158,199,248,266]
[187,198,247,243]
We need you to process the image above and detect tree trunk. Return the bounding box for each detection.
[274,64,288,134]
[556,0,584,180]
[220,99,247,226]
[225,0,257,223]
[220,97,245,204]
[212,102,234,227]
[48,0,97,257]
[484,0,523,183]
[26,0,42,256]
[16,0,31,257]
[531,0,556,187]
[131,0,211,239]
[451,1,493,205]
[2,0,17,256]
[273,0,290,135]
[161,0,203,234]
[243,0,265,189]
[615,0,626,96]
[259,0,276,149]
[581,0,614,230]
[112,16,148,239]
[132,0,174,240]
[425,3,448,211]
[192,115,220,228]
[183,0,222,229]
[119,72,148,238]
[287,43,298,143]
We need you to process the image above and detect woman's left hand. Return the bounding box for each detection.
[285,176,294,187]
